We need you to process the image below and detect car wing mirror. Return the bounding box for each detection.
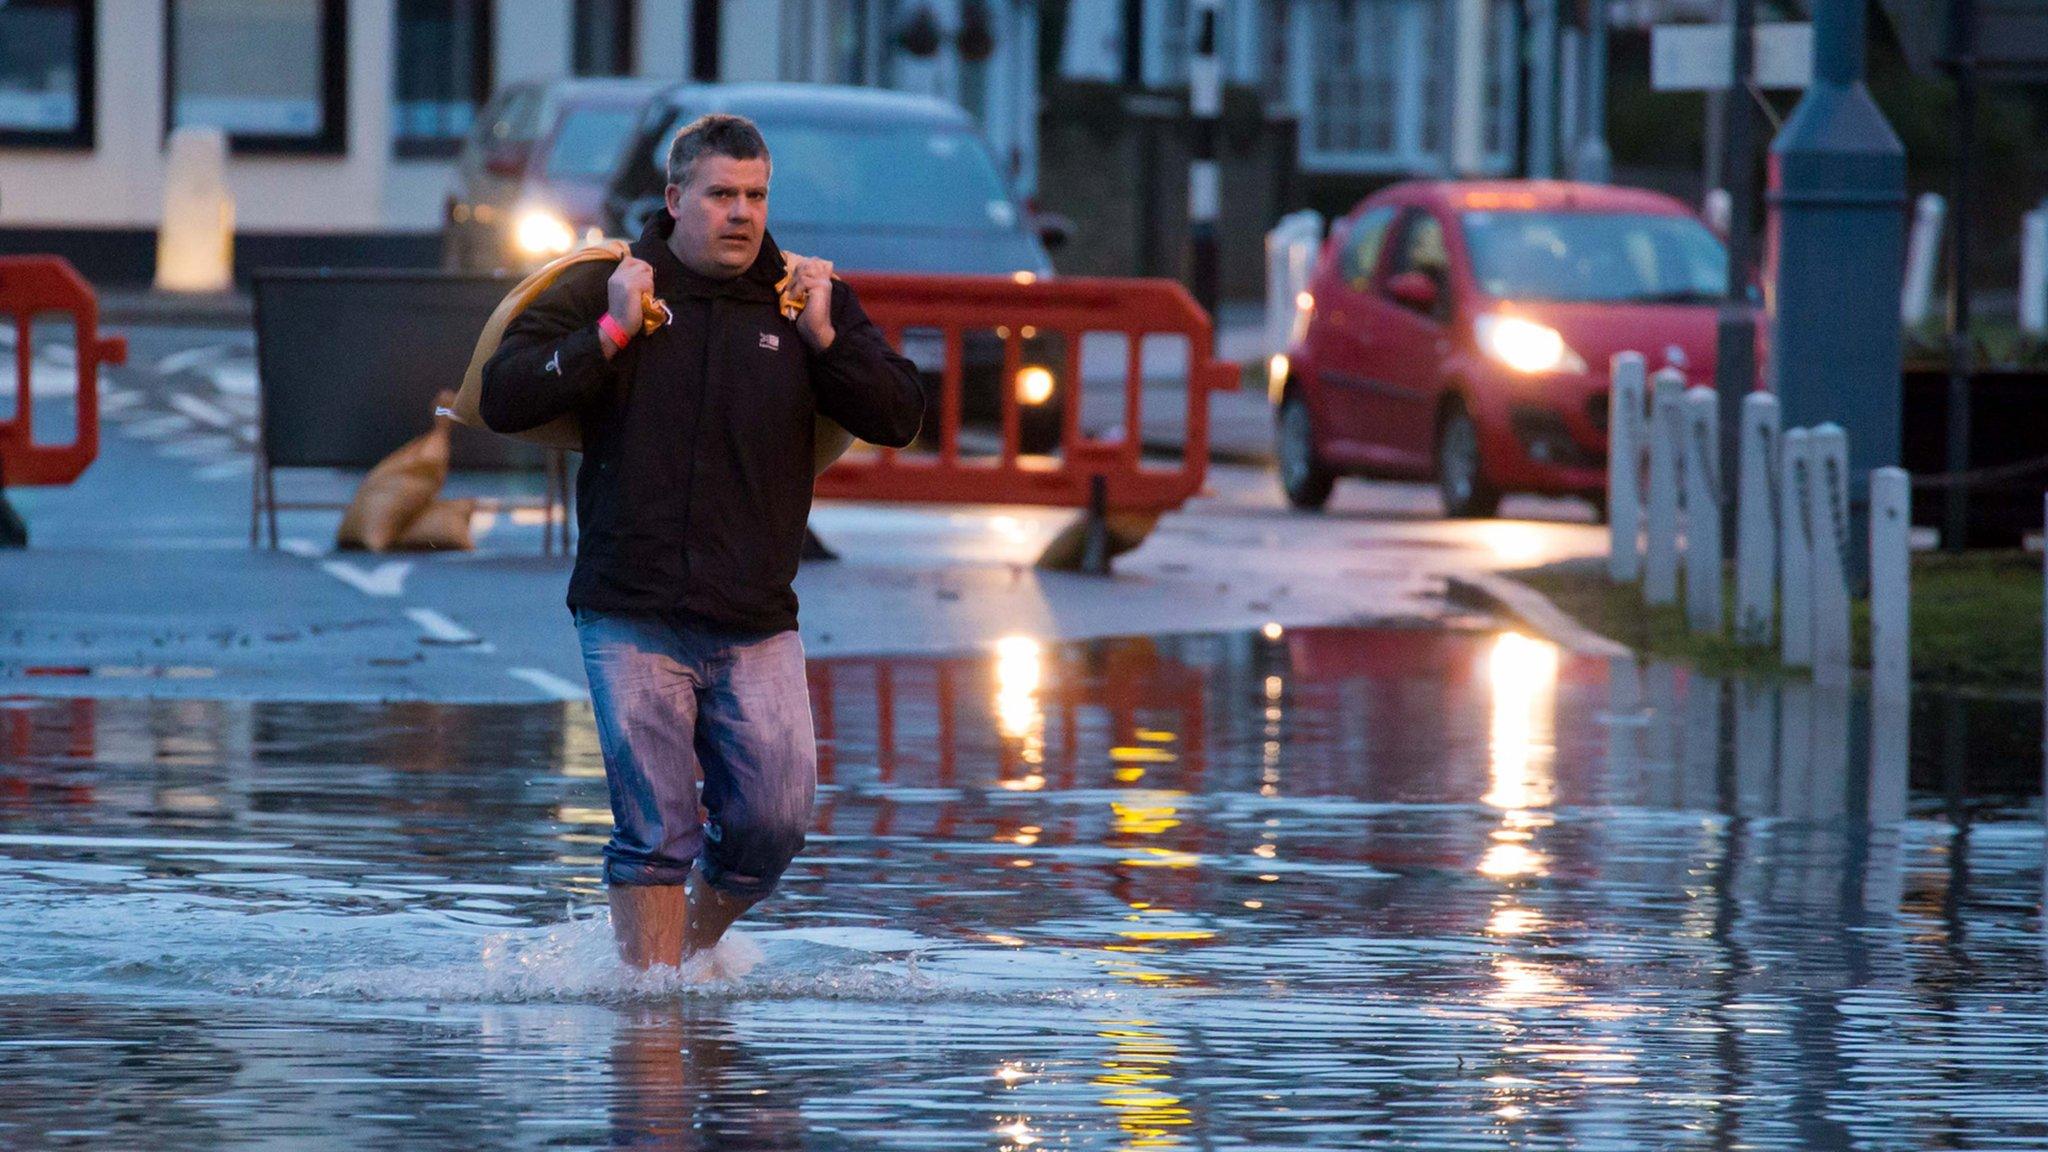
[1385,270,1439,315]
[1031,210,1073,253]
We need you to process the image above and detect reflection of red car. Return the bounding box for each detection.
[1272,180,1734,517]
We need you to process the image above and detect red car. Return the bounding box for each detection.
[1272,180,1732,517]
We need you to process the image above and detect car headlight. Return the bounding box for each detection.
[514,208,577,257]
[1474,313,1587,375]
[1015,365,1055,405]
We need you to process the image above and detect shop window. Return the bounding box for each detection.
[166,0,347,154]
[574,0,636,77]
[394,0,493,158]
[0,0,94,149]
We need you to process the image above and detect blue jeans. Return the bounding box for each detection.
[575,608,816,897]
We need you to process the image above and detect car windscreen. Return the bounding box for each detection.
[1461,211,1728,304]
[545,104,641,181]
[659,116,1017,231]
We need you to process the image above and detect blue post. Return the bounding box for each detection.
[1766,0,1906,588]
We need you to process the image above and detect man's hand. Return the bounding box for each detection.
[793,256,835,351]
[603,257,654,355]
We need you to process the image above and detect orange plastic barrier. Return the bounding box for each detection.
[0,257,126,486]
[818,274,1237,513]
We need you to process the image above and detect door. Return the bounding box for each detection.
[1355,207,1455,473]
[1302,205,1396,468]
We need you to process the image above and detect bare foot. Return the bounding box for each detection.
[683,866,759,959]
[609,884,686,969]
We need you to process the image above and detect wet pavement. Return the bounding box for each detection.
[3,626,2045,1150]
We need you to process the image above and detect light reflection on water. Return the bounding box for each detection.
[0,628,2045,1150]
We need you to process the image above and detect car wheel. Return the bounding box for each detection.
[1276,394,1336,510]
[1436,401,1501,519]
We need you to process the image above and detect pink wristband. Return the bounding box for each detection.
[598,312,631,349]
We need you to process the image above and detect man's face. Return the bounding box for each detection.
[665,154,769,277]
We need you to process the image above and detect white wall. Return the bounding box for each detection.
[496,0,573,85]
[719,0,786,82]
[639,0,692,80]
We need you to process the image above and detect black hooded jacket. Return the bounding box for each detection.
[479,215,923,632]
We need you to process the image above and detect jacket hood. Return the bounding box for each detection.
[634,210,784,304]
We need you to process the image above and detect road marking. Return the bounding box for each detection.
[123,414,194,439]
[158,434,236,459]
[509,667,585,700]
[195,458,254,481]
[155,345,232,375]
[207,363,258,397]
[167,392,238,429]
[320,559,411,597]
[100,391,144,414]
[279,538,323,558]
[406,607,483,645]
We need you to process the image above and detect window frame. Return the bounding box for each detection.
[391,0,496,160]
[0,0,97,151]
[162,0,348,156]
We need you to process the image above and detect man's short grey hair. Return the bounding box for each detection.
[665,113,771,190]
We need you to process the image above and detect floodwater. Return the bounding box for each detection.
[2,627,2044,1150]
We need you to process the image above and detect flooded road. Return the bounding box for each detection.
[2,627,2044,1150]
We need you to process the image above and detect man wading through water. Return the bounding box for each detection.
[480,115,922,968]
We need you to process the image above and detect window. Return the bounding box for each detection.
[165,0,346,154]
[0,0,94,148]
[394,0,492,158]
[1461,211,1728,304]
[542,103,641,180]
[574,0,636,77]
[1386,210,1453,319]
[1341,206,1397,292]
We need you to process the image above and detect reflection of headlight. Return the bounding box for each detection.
[514,209,576,256]
[1474,314,1587,375]
[1267,353,1289,404]
[1015,365,1055,405]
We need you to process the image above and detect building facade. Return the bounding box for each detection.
[0,0,1042,276]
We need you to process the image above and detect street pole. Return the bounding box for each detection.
[1767,0,1907,592]
[1574,0,1613,182]
[1714,0,1758,555]
[1942,0,1978,550]
[1187,0,1221,319]
[1529,0,1560,177]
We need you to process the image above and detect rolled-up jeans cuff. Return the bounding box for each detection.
[695,855,782,900]
[603,853,695,887]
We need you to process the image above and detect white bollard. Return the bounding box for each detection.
[1607,352,1647,582]
[1780,427,1815,668]
[1736,392,1780,646]
[2022,207,2048,337]
[156,126,235,294]
[1265,209,1324,357]
[1869,467,1912,699]
[1644,368,1686,606]
[1901,191,1945,328]
[1807,423,1853,681]
[1682,386,1723,633]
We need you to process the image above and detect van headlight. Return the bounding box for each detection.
[514,208,577,257]
[1474,313,1587,375]
[1015,365,1055,405]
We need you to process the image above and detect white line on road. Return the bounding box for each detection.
[406,607,481,644]
[100,391,144,414]
[509,667,585,700]
[279,538,323,558]
[122,414,194,440]
[158,434,236,459]
[155,345,232,376]
[195,457,254,481]
[167,392,239,429]
[319,559,411,597]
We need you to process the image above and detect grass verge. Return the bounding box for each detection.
[1516,551,2044,696]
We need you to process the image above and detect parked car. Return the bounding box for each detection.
[1273,180,1736,517]
[442,78,669,273]
[602,83,1066,451]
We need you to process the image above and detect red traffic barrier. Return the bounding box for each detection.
[1,256,126,487]
[819,274,1237,515]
